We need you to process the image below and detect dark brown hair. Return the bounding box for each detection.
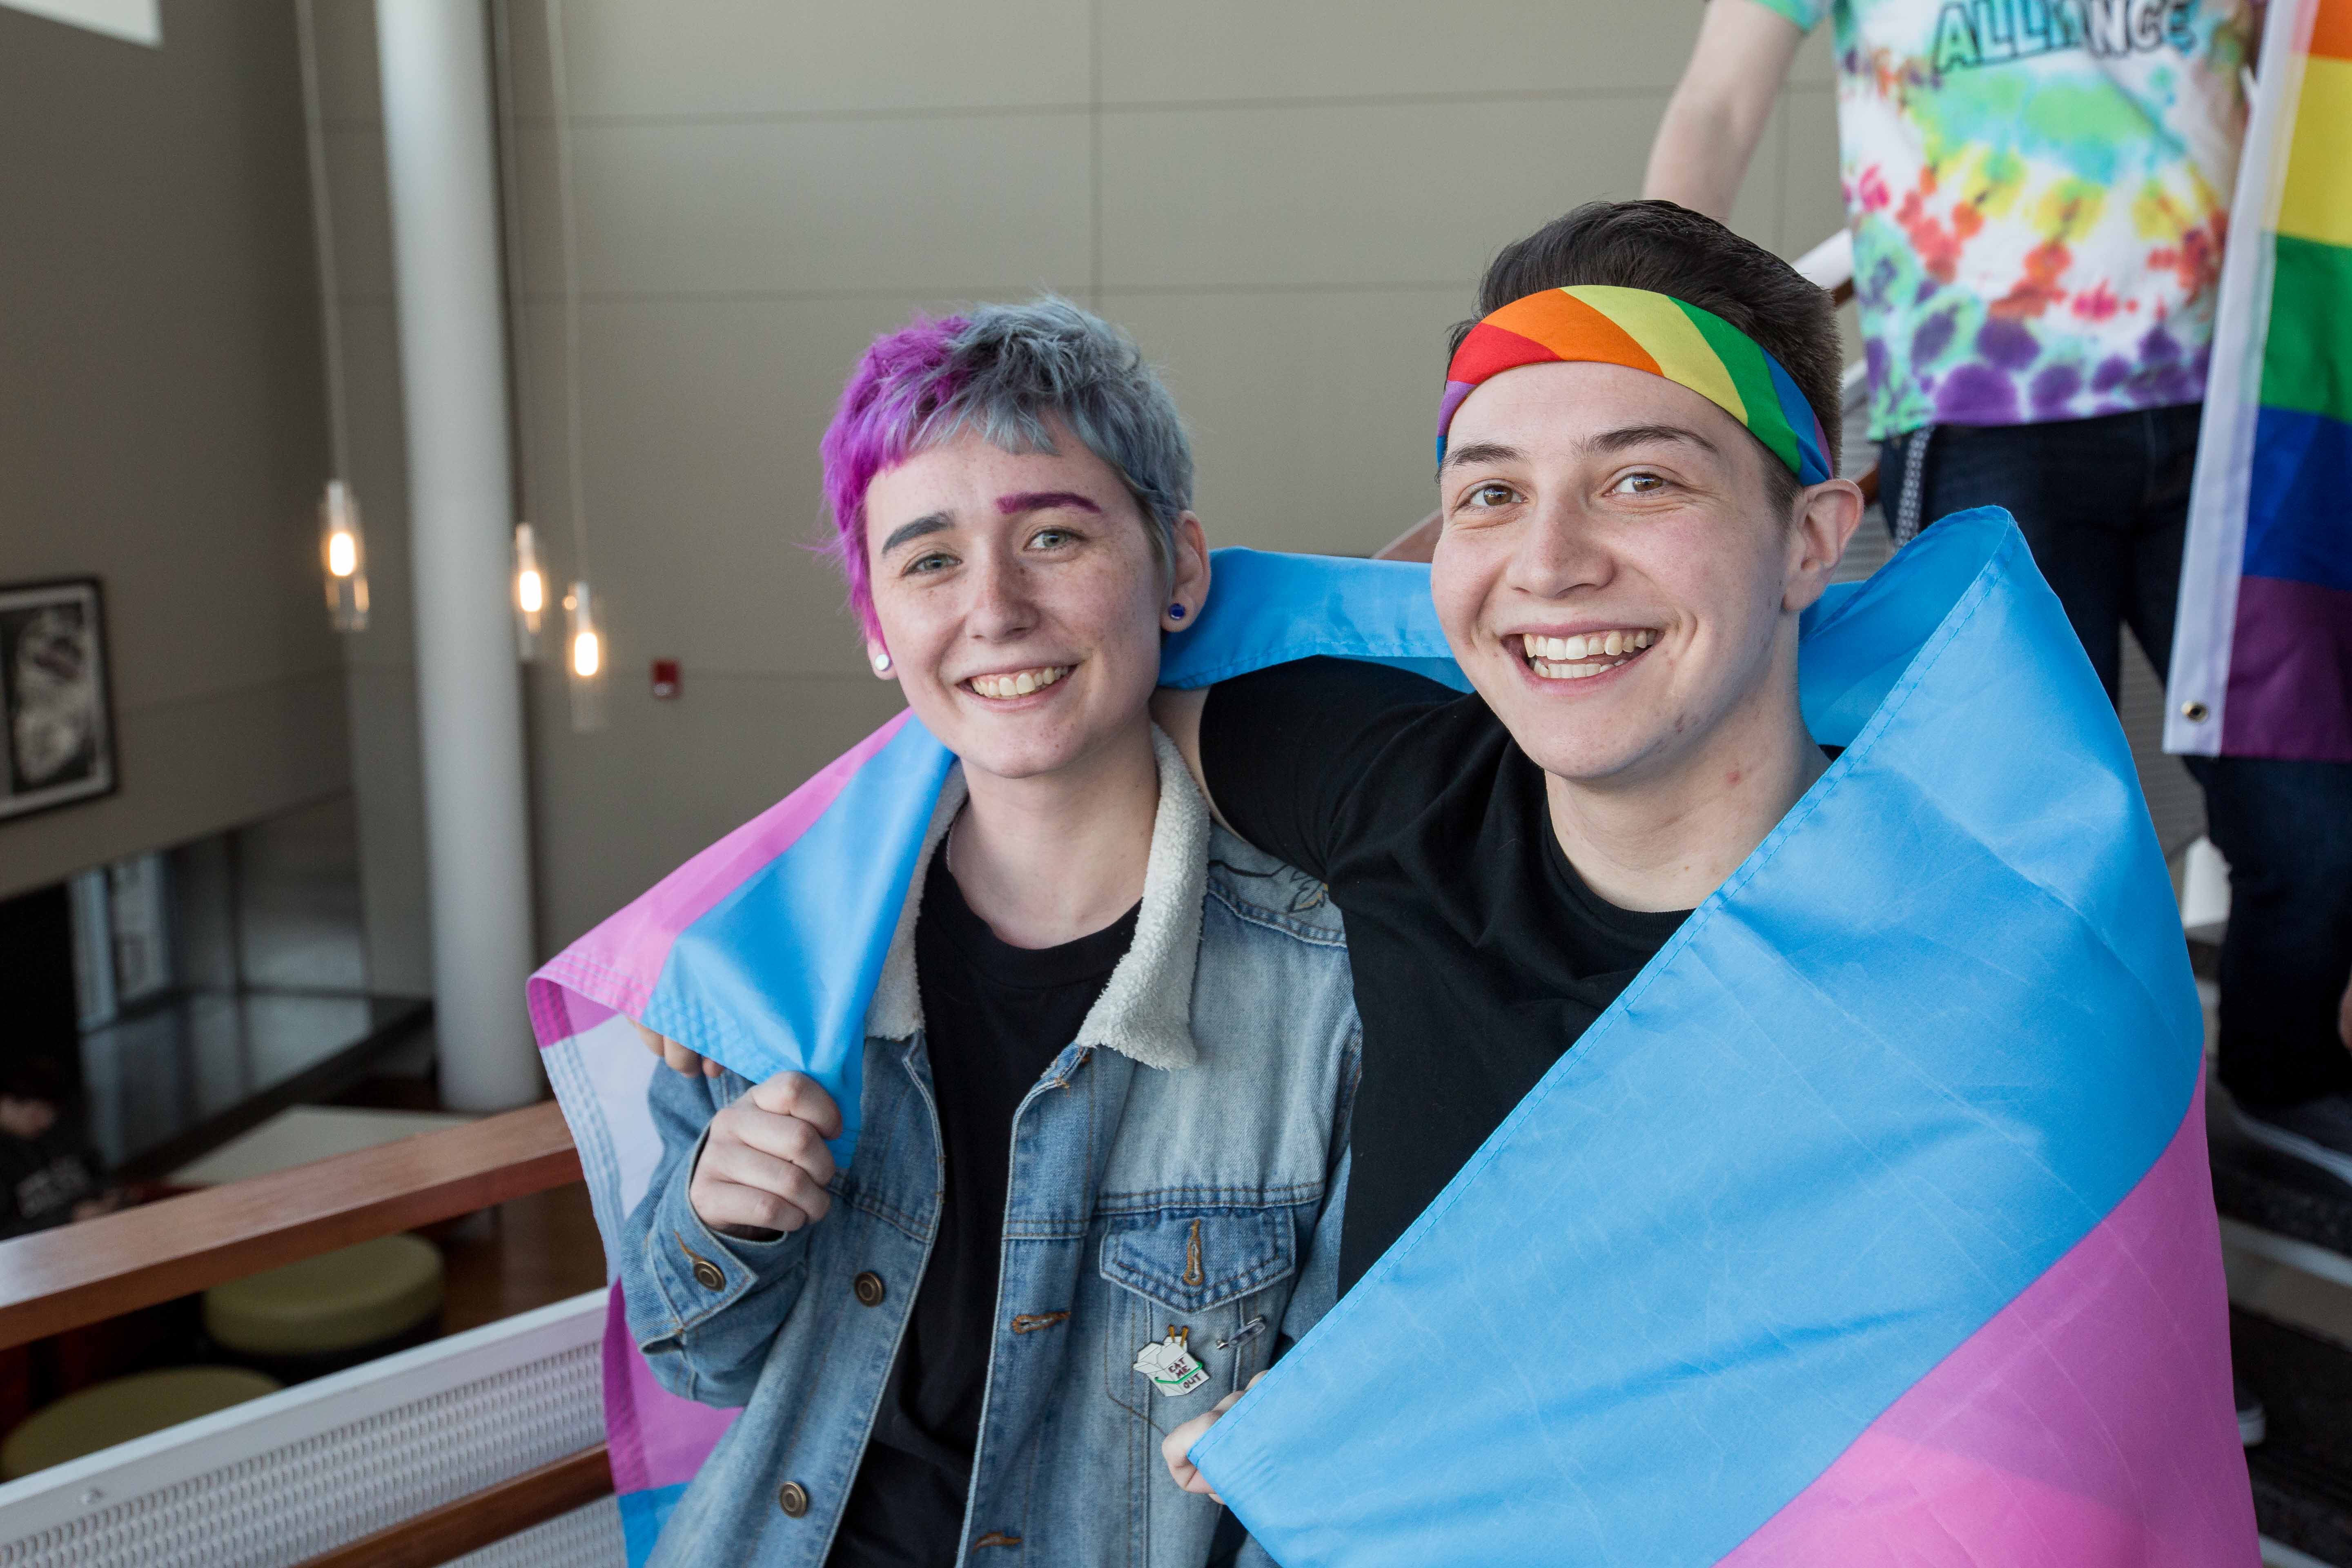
[1455,200,1843,503]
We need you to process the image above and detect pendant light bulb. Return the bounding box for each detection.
[319,479,370,632]
[565,579,607,732]
[512,522,545,659]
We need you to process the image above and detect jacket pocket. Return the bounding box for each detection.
[1099,1209,1296,1316]
[1098,1209,1300,1425]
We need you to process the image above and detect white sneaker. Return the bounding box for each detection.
[2236,1377,2266,1447]
[2231,1092,2352,1189]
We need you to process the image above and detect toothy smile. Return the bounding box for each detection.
[1518,629,1656,681]
[964,665,1071,699]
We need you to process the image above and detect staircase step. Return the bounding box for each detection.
[2212,1104,2352,1263]
[2272,1535,2348,1568]
[2235,1308,2352,1564]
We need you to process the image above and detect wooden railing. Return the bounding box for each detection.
[0,1100,612,1560]
[0,1101,581,1350]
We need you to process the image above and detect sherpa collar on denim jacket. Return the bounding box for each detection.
[862,724,1209,1071]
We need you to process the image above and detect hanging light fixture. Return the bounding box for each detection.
[565,579,606,730]
[321,480,370,630]
[546,0,604,729]
[512,522,546,657]
[296,0,368,632]
[493,0,545,664]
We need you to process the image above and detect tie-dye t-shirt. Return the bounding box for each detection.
[1754,0,2255,437]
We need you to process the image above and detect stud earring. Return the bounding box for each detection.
[1167,604,1187,623]
[870,649,892,674]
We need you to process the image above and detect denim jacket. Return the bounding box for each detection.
[620,732,1361,1568]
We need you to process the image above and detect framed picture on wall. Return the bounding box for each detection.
[0,577,116,823]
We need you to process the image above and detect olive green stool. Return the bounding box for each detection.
[0,1365,282,1479]
[203,1233,445,1378]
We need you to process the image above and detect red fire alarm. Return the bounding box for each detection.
[651,658,681,699]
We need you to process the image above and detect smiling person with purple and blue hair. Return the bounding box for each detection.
[620,298,1360,1568]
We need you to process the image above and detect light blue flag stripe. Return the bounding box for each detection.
[1186,510,2203,1564]
[1159,548,1470,693]
[640,716,952,1163]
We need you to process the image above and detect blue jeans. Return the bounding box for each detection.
[1886,407,2352,1109]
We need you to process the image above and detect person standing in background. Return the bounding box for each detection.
[2158,0,2352,1208]
[1645,0,2352,1447]
[1648,0,2249,508]
[1648,0,2352,1156]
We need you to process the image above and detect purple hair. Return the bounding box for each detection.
[819,314,972,644]
[817,301,1194,646]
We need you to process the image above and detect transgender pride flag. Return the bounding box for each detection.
[2170,0,2352,761]
[533,512,2254,1565]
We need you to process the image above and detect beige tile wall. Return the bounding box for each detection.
[318,0,1849,953]
[0,4,355,906]
[307,3,430,994]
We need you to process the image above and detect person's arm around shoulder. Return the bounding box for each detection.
[622,1040,843,1407]
[1151,687,1226,829]
[1158,653,1463,890]
[1643,0,1811,222]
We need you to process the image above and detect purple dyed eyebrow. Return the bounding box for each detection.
[996,490,1102,516]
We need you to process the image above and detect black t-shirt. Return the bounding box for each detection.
[829,851,1138,1568]
[1201,658,1691,1295]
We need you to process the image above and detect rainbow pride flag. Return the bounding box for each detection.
[533,511,2252,1564]
[2170,0,2352,762]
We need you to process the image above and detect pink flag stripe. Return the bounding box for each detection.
[603,1281,739,1496]
[530,709,916,1037]
[1719,1084,2254,1566]
[532,991,618,1049]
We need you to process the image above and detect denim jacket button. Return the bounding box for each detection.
[778,1481,811,1517]
[853,1271,886,1307]
[692,1258,725,1292]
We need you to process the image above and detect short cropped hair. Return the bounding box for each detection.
[1454,201,1843,507]
[820,298,1194,641]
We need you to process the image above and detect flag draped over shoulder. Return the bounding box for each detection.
[1192,516,2252,1565]
[2169,0,2352,762]
[530,510,2252,1566]
[527,542,1455,1561]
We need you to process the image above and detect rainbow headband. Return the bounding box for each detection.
[1439,285,1833,484]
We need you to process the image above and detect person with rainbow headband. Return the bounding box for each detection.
[1145,201,2248,1556]
[564,200,2254,1562]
